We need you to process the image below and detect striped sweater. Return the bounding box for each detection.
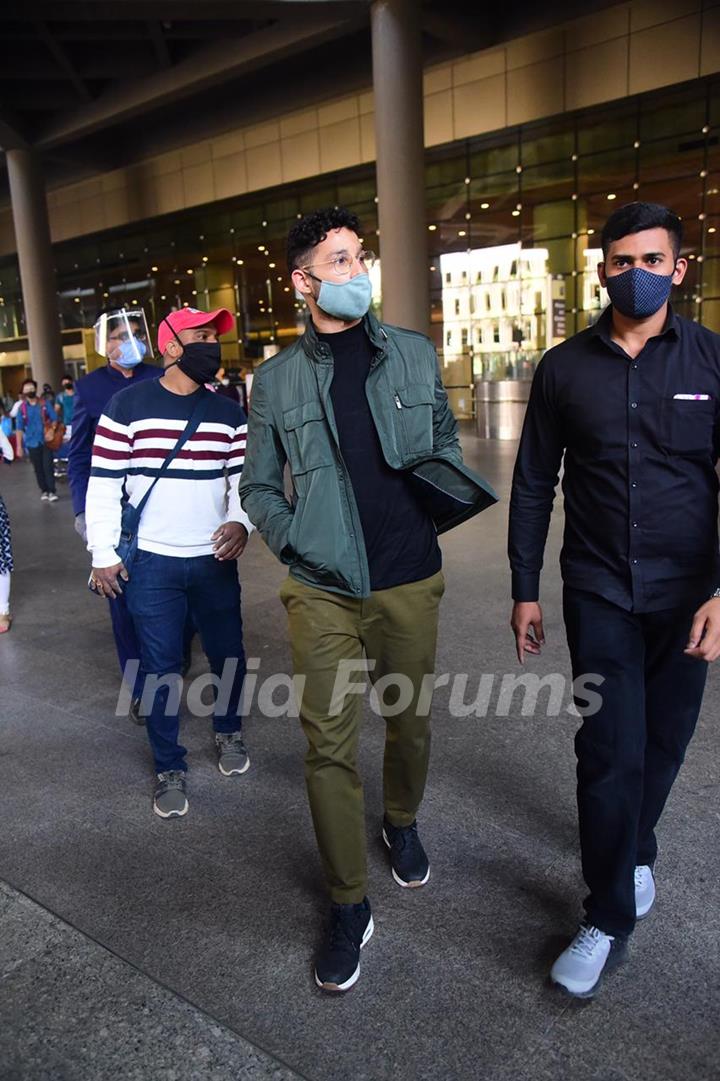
[85,379,253,569]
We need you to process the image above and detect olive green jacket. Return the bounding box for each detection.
[239,311,476,597]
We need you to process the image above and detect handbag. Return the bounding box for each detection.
[116,394,211,572]
[43,410,65,451]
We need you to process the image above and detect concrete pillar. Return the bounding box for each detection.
[371,0,429,336]
[5,149,65,389]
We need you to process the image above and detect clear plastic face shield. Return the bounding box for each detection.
[94,308,152,368]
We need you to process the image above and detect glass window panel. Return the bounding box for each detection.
[578,107,636,155]
[520,160,574,206]
[578,147,636,194]
[521,123,574,166]
[702,298,720,333]
[640,88,707,141]
[639,136,705,182]
[469,137,519,177]
[701,257,720,297]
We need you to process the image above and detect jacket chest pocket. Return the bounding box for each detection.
[282,400,335,474]
[660,398,715,455]
[394,383,434,457]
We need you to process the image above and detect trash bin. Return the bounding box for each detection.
[474,380,530,440]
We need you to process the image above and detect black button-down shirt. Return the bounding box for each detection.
[509,305,720,612]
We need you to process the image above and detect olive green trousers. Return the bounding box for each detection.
[280,571,444,903]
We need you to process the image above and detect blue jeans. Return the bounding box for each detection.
[108,591,195,699]
[125,551,246,773]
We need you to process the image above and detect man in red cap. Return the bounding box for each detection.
[85,307,254,818]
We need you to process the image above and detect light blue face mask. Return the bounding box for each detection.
[116,337,147,368]
[316,273,373,322]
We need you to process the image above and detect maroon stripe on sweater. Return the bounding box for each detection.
[95,424,131,444]
[92,446,130,460]
[130,448,230,460]
[132,428,232,443]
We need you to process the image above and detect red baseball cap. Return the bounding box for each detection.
[157,307,235,355]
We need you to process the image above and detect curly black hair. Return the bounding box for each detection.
[286,206,362,274]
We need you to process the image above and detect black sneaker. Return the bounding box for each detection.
[314,897,374,993]
[382,817,430,888]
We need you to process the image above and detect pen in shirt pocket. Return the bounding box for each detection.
[673,394,712,400]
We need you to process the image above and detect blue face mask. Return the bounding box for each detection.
[605,266,675,319]
[116,337,147,368]
[316,273,373,322]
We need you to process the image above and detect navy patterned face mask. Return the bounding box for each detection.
[605,266,675,319]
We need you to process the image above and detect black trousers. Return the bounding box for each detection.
[563,586,708,938]
[27,445,56,494]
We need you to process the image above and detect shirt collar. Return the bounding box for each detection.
[589,303,681,346]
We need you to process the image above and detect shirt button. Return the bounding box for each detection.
[631,442,638,448]
[630,402,638,409]
[632,559,639,565]
[631,481,638,488]
[632,364,638,370]
[633,521,638,527]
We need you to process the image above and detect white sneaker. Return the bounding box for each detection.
[550,924,625,998]
[635,865,656,918]
[46,493,59,502]
[40,492,49,501]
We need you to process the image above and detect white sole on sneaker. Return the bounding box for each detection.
[551,940,627,999]
[382,829,431,888]
[218,756,250,777]
[153,799,188,819]
[314,915,374,993]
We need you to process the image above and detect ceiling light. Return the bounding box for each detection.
[237,259,244,266]
[151,265,158,272]
[511,210,520,217]
[480,202,490,210]
[458,230,466,237]
[607,193,616,200]
[258,245,266,252]
[202,256,208,263]
[186,269,193,275]
[428,225,437,231]
[464,176,471,184]
[269,262,276,268]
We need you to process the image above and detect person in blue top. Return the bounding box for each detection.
[55,375,76,431]
[69,308,160,722]
[16,377,58,502]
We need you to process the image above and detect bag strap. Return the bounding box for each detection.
[131,392,212,520]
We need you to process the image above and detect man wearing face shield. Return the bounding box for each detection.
[69,309,159,720]
[84,307,253,819]
[509,202,720,998]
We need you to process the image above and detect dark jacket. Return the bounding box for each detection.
[239,312,496,597]
[68,361,158,516]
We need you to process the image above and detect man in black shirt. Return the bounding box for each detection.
[509,202,720,997]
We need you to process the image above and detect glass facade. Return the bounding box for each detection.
[0,76,718,416]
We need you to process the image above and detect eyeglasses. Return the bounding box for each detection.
[302,250,376,277]
[107,331,143,342]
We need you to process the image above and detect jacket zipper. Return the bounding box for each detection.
[394,394,403,409]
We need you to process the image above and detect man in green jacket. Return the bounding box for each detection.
[239,206,465,993]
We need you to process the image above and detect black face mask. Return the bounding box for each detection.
[24,389,36,399]
[164,319,221,385]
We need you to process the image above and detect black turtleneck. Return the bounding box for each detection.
[318,321,441,591]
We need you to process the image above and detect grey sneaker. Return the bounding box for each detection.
[215,731,250,776]
[550,924,626,998]
[153,771,188,819]
[635,865,656,918]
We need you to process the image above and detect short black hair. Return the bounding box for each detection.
[601,201,683,260]
[22,378,37,390]
[62,375,74,387]
[287,206,361,274]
